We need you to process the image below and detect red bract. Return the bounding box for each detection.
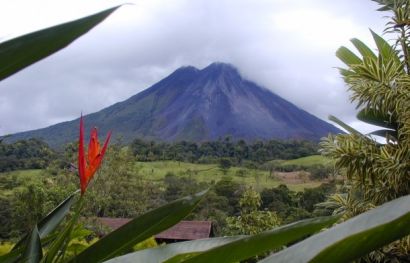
[78,115,111,195]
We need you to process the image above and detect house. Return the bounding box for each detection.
[97,218,213,244]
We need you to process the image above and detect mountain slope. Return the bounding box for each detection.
[5,62,342,147]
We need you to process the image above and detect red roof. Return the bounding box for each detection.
[155,220,212,240]
[98,218,212,240]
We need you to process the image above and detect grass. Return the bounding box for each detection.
[0,156,326,194]
[136,161,321,191]
[280,155,333,166]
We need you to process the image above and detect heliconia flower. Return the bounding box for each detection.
[78,115,111,195]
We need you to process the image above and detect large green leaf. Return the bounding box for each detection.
[369,129,398,139]
[104,237,242,263]
[260,194,410,263]
[0,6,120,82]
[371,0,395,11]
[0,248,24,263]
[37,191,78,238]
[370,29,401,65]
[178,216,339,263]
[350,38,376,60]
[42,197,85,263]
[21,226,42,263]
[104,216,338,263]
[356,108,397,130]
[12,191,77,251]
[69,191,207,263]
[328,115,363,136]
[336,46,362,66]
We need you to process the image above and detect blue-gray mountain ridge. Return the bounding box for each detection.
[5,62,341,147]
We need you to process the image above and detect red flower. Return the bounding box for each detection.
[78,115,111,195]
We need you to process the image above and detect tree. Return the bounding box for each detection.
[224,188,280,236]
[218,157,232,175]
[320,0,410,260]
[321,0,410,205]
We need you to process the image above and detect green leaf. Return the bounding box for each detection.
[21,226,42,263]
[356,108,397,130]
[38,191,78,238]
[70,191,207,263]
[369,129,398,139]
[179,216,339,263]
[103,237,242,263]
[350,38,377,60]
[370,29,401,65]
[259,194,410,263]
[371,0,394,11]
[12,191,77,251]
[336,46,362,66]
[0,248,23,263]
[328,115,363,136]
[42,197,85,263]
[0,6,120,82]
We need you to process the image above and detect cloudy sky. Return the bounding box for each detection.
[0,0,388,136]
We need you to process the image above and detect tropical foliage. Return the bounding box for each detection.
[321,0,410,204]
[320,0,410,260]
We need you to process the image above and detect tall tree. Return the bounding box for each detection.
[320,1,410,260]
[321,0,410,204]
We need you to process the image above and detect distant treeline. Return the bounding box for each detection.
[0,137,319,172]
[0,138,55,172]
[130,137,318,164]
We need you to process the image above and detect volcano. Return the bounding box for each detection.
[5,62,341,147]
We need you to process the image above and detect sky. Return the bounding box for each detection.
[0,0,388,136]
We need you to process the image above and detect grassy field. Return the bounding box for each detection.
[279,155,333,166]
[136,161,321,191]
[0,157,326,194]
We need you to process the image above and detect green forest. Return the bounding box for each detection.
[0,138,336,239]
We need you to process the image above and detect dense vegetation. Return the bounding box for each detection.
[0,138,55,172]
[0,143,335,240]
[130,137,318,163]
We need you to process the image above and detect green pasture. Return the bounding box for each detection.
[135,161,321,191]
[279,155,333,166]
[0,156,326,195]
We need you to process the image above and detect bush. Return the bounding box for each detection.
[234,169,247,177]
[307,164,333,180]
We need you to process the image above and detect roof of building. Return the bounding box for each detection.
[155,220,212,240]
[98,218,212,240]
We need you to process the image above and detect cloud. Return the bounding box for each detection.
[0,0,387,135]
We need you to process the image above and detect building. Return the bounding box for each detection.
[98,218,213,244]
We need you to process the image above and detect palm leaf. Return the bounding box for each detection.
[369,129,398,139]
[12,191,77,251]
[336,46,362,66]
[21,226,42,263]
[370,29,401,65]
[178,216,339,263]
[350,38,377,60]
[0,6,120,82]
[328,115,363,136]
[69,191,207,263]
[103,237,242,263]
[259,194,410,263]
[356,108,397,130]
